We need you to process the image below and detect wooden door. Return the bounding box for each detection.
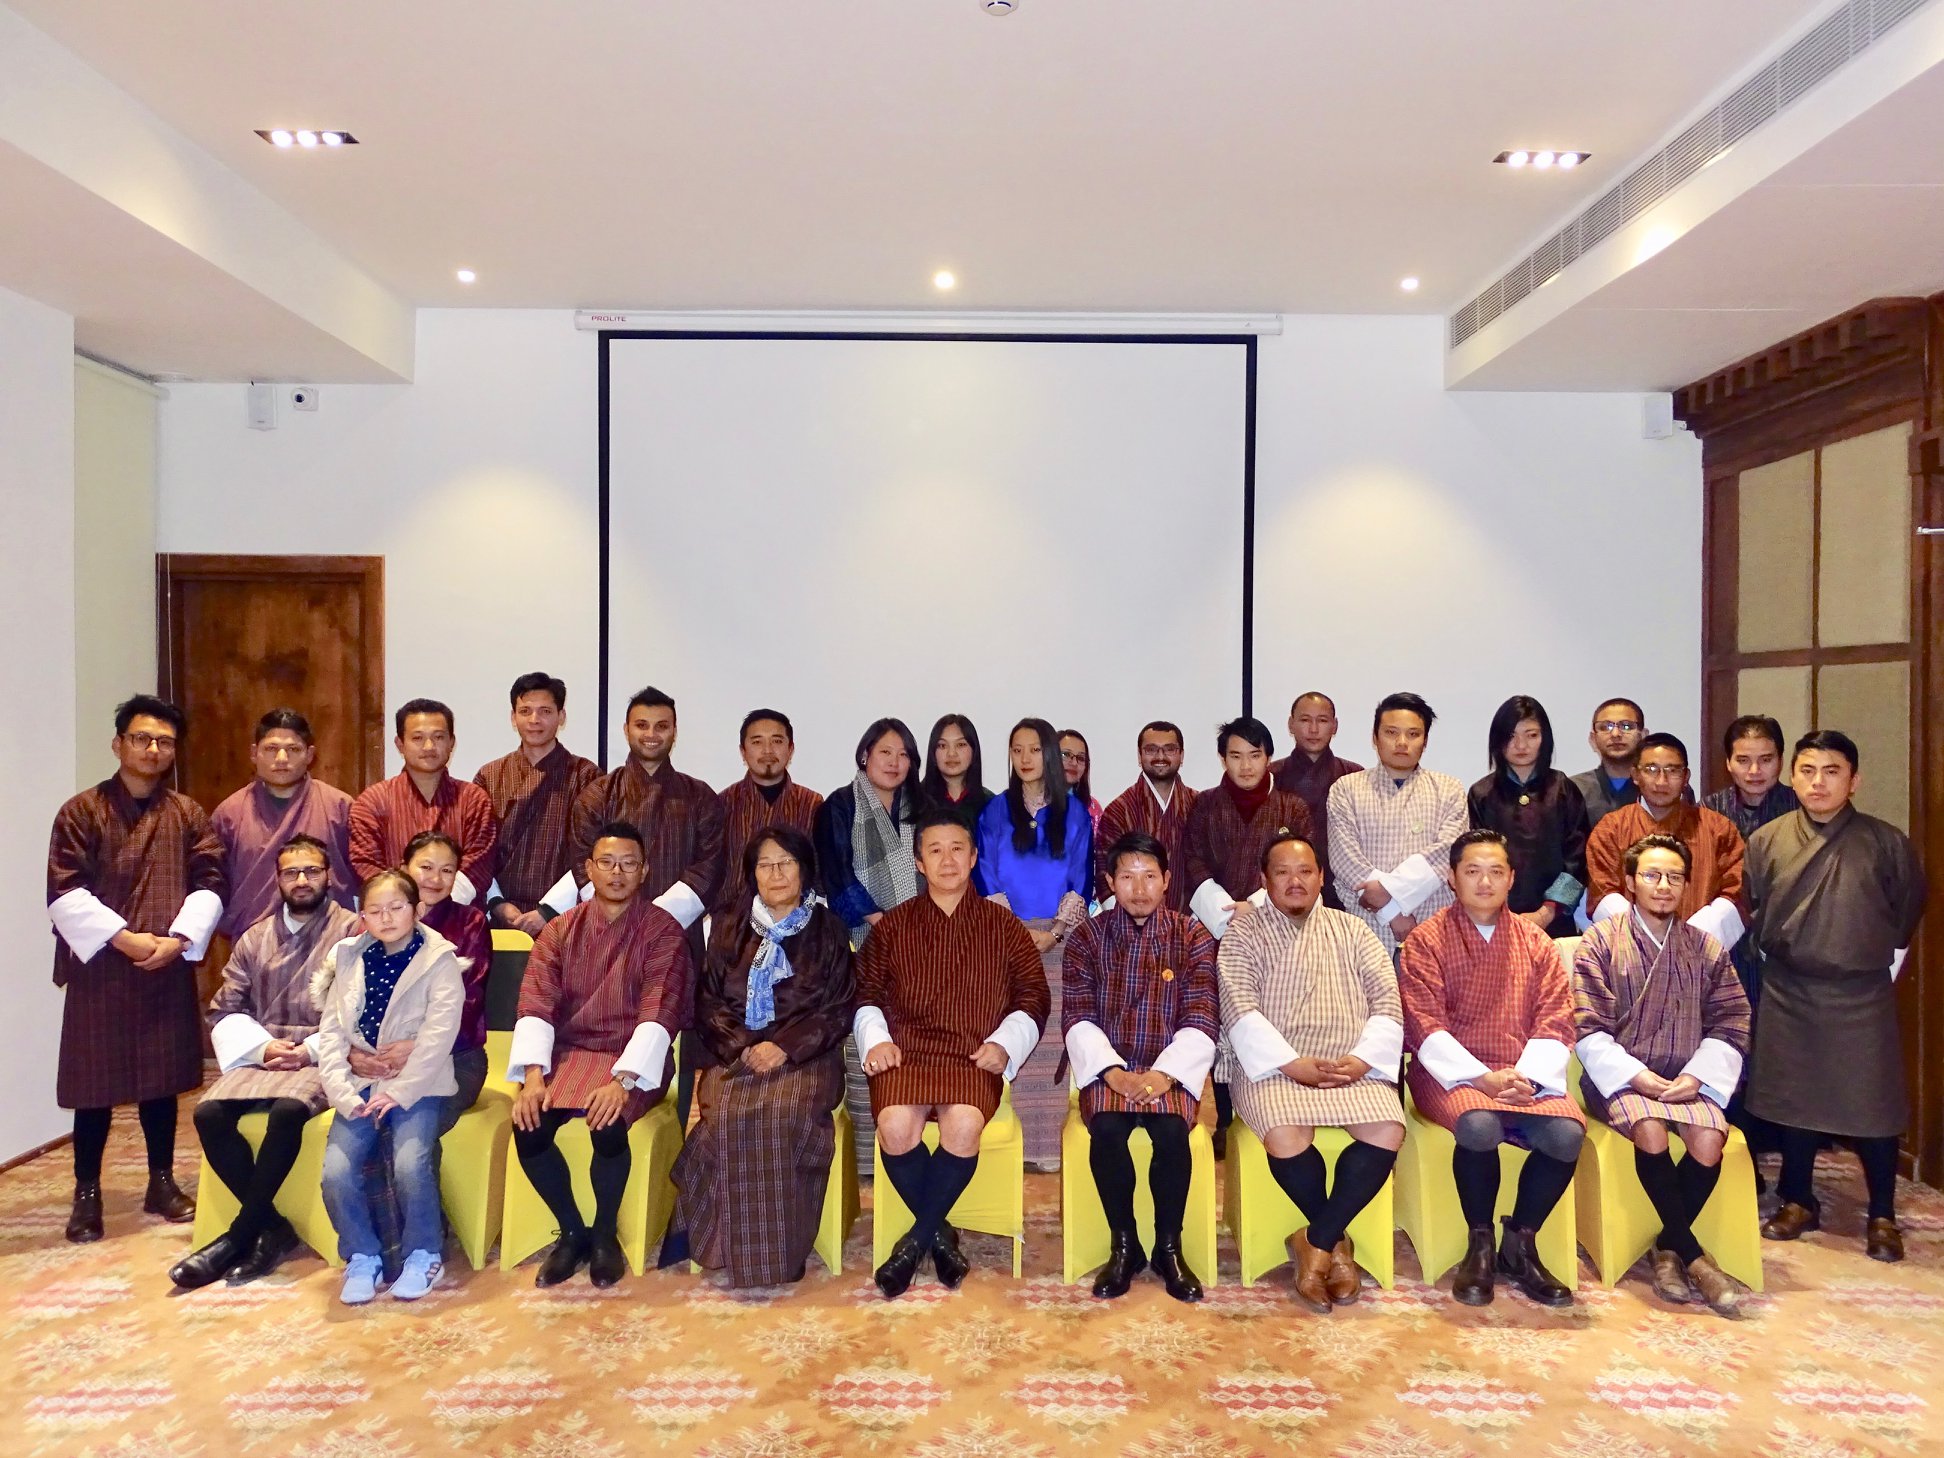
[156,555,385,811]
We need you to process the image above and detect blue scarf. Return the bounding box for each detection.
[746,895,821,1030]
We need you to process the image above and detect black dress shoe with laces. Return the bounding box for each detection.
[230,1219,300,1283]
[874,1232,928,1299]
[65,1183,104,1244]
[170,1232,246,1290]
[143,1170,196,1223]
[588,1230,628,1288]
[931,1222,970,1289]
[536,1231,591,1287]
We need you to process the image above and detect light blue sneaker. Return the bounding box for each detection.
[391,1248,443,1301]
[339,1253,383,1306]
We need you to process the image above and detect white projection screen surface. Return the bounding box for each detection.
[602,333,1251,795]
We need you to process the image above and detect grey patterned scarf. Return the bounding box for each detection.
[849,772,919,932]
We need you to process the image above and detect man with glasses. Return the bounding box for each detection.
[211,708,355,937]
[47,694,228,1242]
[1585,734,1746,950]
[1571,698,1649,827]
[1095,722,1199,912]
[1271,692,1364,909]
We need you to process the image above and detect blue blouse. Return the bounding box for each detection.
[358,929,423,1046]
[973,791,1093,919]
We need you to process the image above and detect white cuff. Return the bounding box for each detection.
[579,880,596,903]
[1575,1030,1647,1098]
[302,1031,322,1063]
[1572,891,1592,933]
[1150,1027,1216,1093]
[169,888,225,962]
[506,1015,557,1080]
[1416,1029,1492,1090]
[1063,1021,1127,1088]
[985,890,1014,914]
[1591,892,1630,924]
[652,880,706,929]
[1376,854,1441,915]
[1347,1015,1404,1082]
[1373,898,1403,925]
[852,1005,892,1061]
[1189,879,1235,939]
[1686,898,1745,951]
[452,871,479,907]
[210,1013,274,1072]
[541,870,580,918]
[485,878,504,905]
[1514,1037,1570,1098]
[1681,1037,1744,1105]
[1891,947,1909,982]
[612,1021,673,1090]
[986,1008,1043,1082]
[1230,1009,1300,1082]
[47,887,128,961]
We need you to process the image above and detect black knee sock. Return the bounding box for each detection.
[880,1144,932,1224]
[72,1107,112,1187]
[193,1103,255,1205]
[1634,1148,1701,1264]
[587,1125,632,1237]
[1854,1135,1900,1222]
[1676,1152,1722,1227]
[137,1097,178,1172]
[1776,1125,1822,1212]
[1266,1146,1328,1224]
[1087,1116,1139,1232]
[1452,1146,1500,1229]
[913,1151,978,1246]
[231,1100,308,1245]
[1509,1151,1576,1232]
[1212,1081,1233,1132]
[1146,1119,1192,1239]
[514,1118,586,1236]
[1309,1140,1396,1251]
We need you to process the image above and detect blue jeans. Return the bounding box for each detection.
[322,1098,443,1261]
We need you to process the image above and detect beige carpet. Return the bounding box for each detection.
[4,1098,1942,1457]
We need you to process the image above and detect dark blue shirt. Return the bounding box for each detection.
[358,929,423,1046]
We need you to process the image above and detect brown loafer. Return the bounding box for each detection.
[1866,1217,1904,1263]
[1290,1228,1334,1314]
[1685,1253,1747,1319]
[1326,1237,1361,1305]
[1760,1201,1820,1242]
[1649,1247,1692,1304]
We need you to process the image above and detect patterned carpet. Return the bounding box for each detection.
[4,1097,1943,1458]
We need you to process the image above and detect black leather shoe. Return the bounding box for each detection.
[1497,1218,1573,1307]
[931,1222,970,1290]
[230,1220,300,1283]
[1210,1125,1228,1163]
[874,1232,927,1299]
[1091,1229,1147,1299]
[536,1231,591,1287]
[588,1230,627,1288]
[169,1232,245,1290]
[1451,1224,1495,1306]
[65,1183,104,1244]
[143,1170,196,1223]
[1866,1217,1905,1263]
[1150,1235,1203,1303]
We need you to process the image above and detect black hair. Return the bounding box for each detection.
[278,833,330,865]
[921,714,986,804]
[742,822,818,889]
[1592,697,1646,727]
[1004,718,1070,855]
[1259,830,1320,874]
[394,698,454,738]
[1104,830,1169,877]
[588,819,647,853]
[509,672,567,710]
[1216,715,1275,759]
[360,867,419,907]
[1372,692,1436,736]
[1289,691,1336,716]
[401,830,463,867]
[1793,728,1860,773]
[1723,714,1785,758]
[1449,827,1511,869]
[625,686,676,722]
[1487,694,1555,779]
[1057,727,1093,807]
[1622,832,1692,879]
[913,805,976,850]
[1636,731,1689,767]
[854,717,927,822]
[1138,720,1184,750]
[116,694,184,737]
[740,708,794,744]
[253,708,313,744]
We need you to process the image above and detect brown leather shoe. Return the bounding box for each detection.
[1290,1228,1334,1314]
[1866,1217,1904,1263]
[1451,1223,1496,1306]
[142,1170,196,1223]
[1496,1218,1573,1308]
[1326,1237,1361,1305]
[1685,1253,1747,1319]
[1649,1247,1692,1304]
[1760,1201,1820,1241]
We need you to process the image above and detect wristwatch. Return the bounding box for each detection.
[615,1071,639,1091]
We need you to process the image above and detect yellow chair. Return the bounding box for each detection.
[1392,1099,1578,1288]
[1223,1121,1394,1289]
[190,1108,342,1266]
[817,1103,861,1274]
[438,1088,513,1271]
[1060,1087,1219,1287]
[872,1086,1025,1276]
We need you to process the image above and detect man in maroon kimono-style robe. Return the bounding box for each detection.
[210,709,354,936]
[349,698,497,900]
[474,672,602,936]
[1270,692,1364,911]
[1094,721,1198,911]
[714,709,823,919]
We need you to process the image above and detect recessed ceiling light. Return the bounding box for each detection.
[1504,150,1529,168]
[1400,277,1420,292]
[296,130,318,148]
[1495,149,1587,169]
[984,0,1018,12]
[456,268,477,284]
[256,129,359,148]
[321,131,344,147]
[1533,150,1556,169]
[933,270,957,290]
[268,129,293,148]
[1557,151,1580,170]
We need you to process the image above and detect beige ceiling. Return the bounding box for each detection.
[9,0,1828,315]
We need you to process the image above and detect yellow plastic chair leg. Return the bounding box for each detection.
[1060,1105,1219,1287]
[190,1108,344,1267]
[1393,1104,1576,1288]
[438,1091,513,1271]
[1220,1122,1395,1289]
[813,1103,860,1275]
[500,1098,683,1275]
[1577,1119,1763,1292]
[872,1091,1025,1277]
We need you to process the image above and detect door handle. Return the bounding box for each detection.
[1920,526,1944,536]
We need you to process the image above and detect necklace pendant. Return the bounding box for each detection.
[1518,794,1531,806]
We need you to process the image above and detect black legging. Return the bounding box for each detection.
[514,1109,632,1237]
[72,1097,179,1186]
[1088,1111,1191,1238]
[193,1098,310,1245]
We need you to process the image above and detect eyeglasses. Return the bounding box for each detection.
[1060,751,1087,763]
[1637,764,1688,779]
[124,732,177,750]
[593,857,643,873]
[1635,869,1688,886]
[1593,721,1642,734]
[277,866,329,882]
[754,857,799,875]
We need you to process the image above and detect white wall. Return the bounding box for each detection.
[0,284,78,1162]
[158,309,1702,798]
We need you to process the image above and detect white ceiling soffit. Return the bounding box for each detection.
[3,0,1825,321]
[1447,0,1944,391]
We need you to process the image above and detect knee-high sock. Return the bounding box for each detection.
[880,1144,932,1227]
[1452,1146,1500,1229]
[587,1121,632,1237]
[1635,1148,1702,1264]
[914,1151,978,1247]
[1309,1139,1396,1251]
[232,1099,309,1244]
[1854,1135,1900,1222]
[513,1115,585,1235]
[72,1108,112,1187]
[137,1096,179,1172]
[1146,1117,1192,1239]
[1676,1152,1722,1227]
[1509,1151,1576,1233]
[1212,1081,1233,1132]
[1775,1125,1822,1212]
[1087,1114,1139,1232]
[1266,1146,1328,1227]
